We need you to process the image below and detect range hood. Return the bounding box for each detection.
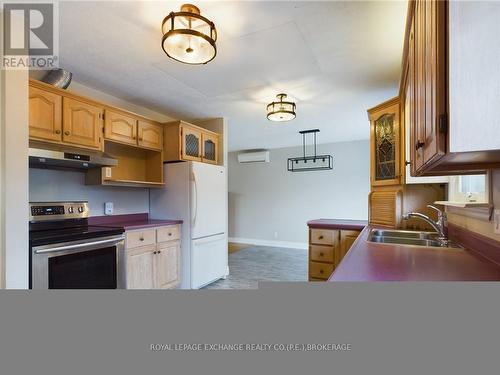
[29,147,118,171]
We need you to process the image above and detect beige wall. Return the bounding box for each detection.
[2,69,29,288]
[446,170,500,242]
[228,140,370,247]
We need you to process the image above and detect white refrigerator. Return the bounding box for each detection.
[150,161,228,289]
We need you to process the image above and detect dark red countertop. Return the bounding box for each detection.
[89,213,182,231]
[329,225,500,281]
[307,219,367,231]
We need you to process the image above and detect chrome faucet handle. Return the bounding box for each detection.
[427,204,445,218]
[427,204,446,231]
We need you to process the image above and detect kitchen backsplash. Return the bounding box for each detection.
[29,168,149,216]
[446,169,500,242]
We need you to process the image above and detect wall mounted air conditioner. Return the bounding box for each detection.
[237,150,270,164]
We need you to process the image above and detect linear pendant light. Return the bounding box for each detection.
[267,93,296,122]
[161,4,217,65]
[287,129,333,172]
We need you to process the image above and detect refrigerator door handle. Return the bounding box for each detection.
[191,172,198,226]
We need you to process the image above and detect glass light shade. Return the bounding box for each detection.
[267,94,296,122]
[162,4,217,65]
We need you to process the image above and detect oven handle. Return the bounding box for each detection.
[34,236,125,254]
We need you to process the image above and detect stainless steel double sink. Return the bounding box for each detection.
[368,229,462,249]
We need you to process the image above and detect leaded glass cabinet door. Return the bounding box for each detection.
[201,133,219,165]
[369,98,401,186]
[181,125,202,161]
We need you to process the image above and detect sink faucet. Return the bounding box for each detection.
[402,205,448,244]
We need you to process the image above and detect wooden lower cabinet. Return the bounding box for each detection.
[308,228,361,281]
[125,245,156,289]
[123,225,181,289]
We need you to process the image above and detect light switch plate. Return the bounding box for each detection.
[104,202,113,216]
[494,209,500,234]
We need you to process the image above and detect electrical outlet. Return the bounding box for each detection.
[104,202,114,216]
[274,232,278,239]
[104,167,112,178]
[494,209,500,234]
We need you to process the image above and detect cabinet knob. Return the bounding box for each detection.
[405,160,411,166]
[319,252,324,257]
[319,269,324,274]
[55,130,61,134]
[168,233,172,236]
[157,250,161,254]
[139,237,144,241]
[64,131,70,136]
[318,235,324,240]
[415,140,425,150]
[153,251,157,254]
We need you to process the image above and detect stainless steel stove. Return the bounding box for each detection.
[29,201,125,289]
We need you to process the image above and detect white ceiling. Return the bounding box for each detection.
[58,1,407,151]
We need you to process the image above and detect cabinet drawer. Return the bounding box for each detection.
[309,244,334,263]
[156,225,180,243]
[310,229,337,245]
[126,229,156,249]
[309,261,334,280]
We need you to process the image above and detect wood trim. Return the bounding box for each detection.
[163,120,219,137]
[399,0,416,97]
[367,96,400,120]
[29,79,161,124]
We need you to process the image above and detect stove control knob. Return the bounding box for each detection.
[68,206,74,214]
[78,206,84,213]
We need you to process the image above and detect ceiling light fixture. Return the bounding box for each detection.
[267,93,296,122]
[161,4,217,65]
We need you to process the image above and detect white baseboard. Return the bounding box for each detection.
[229,237,307,250]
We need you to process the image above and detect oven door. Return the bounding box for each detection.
[31,235,125,289]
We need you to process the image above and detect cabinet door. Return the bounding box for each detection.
[201,133,219,164]
[155,241,180,289]
[370,100,401,186]
[125,245,156,289]
[369,188,402,228]
[181,125,202,161]
[138,120,163,150]
[29,86,62,142]
[413,0,446,173]
[104,110,137,146]
[63,98,103,149]
[339,230,361,262]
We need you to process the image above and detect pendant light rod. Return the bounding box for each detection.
[298,129,320,159]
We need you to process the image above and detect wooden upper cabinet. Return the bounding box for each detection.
[62,97,103,149]
[163,121,222,165]
[201,132,218,164]
[138,120,163,151]
[400,0,500,174]
[29,86,62,142]
[368,98,401,187]
[412,0,446,173]
[180,124,202,161]
[104,109,137,146]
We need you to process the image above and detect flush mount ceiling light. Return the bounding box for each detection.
[161,4,217,65]
[267,93,296,122]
